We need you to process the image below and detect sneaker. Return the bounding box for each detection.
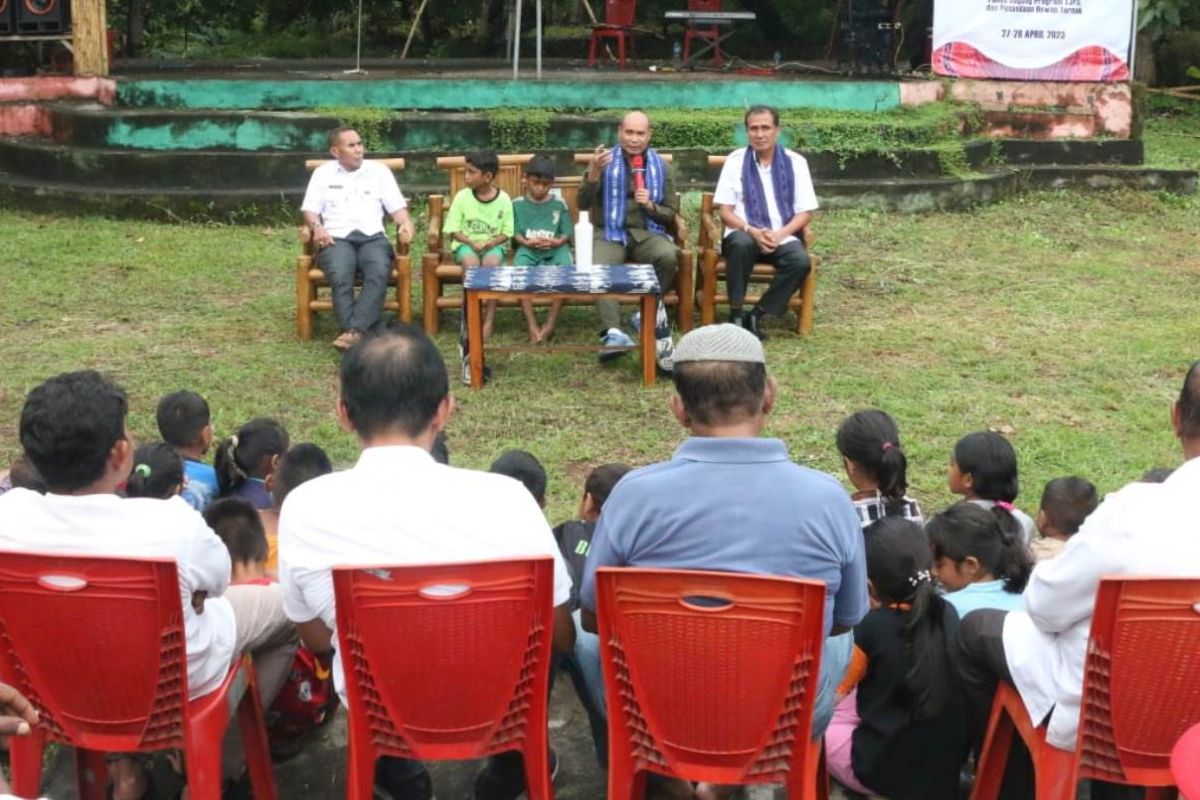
[653,300,671,341]
[375,758,433,800]
[473,749,559,800]
[598,328,635,362]
[741,310,768,341]
[629,310,642,333]
[656,336,675,373]
[459,348,491,386]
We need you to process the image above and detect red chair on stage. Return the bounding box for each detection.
[683,0,725,66]
[332,557,556,800]
[0,554,278,800]
[970,577,1200,800]
[595,567,829,800]
[1174,724,1200,799]
[589,0,638,69]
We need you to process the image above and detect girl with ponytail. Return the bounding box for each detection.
[836,409,924,528]
[213,418,289,510]
[927,501,1033,618]
[824,518,968,800]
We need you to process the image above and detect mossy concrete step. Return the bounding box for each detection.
[1022,165,1197,194]
[0,137,993,192]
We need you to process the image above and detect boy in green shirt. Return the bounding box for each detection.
[444,149,513,338]
[512,155,573,342]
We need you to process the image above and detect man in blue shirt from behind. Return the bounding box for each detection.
[578,323,868,798]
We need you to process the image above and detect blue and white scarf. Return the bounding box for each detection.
[742,144,795,231]
[602,147,667,245]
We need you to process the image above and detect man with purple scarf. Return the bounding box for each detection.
[713,105,819,340]
[578,110,679,372]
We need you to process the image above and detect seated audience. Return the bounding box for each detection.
[489,449,549,506]
[277,325,574,800]
[156,389,218,511]
[0,681,40,798]
[552,463,631,770]
[512,154,571,343]
[444,148,513,340]
[948,431,1036,542]
[204,499,332,753]
[579,324,867,800]
[928,501,1032,618]
[0,370,293,799]
[215,418,289,510]
[1032,476,1098,561]
[953,361,1200,799]
[124,441,184,500]
[259,443,334,575]
[836,409,924,528]
[0,454,46,497]
[825,518,968,800]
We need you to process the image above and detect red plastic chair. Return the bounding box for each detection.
[589,0,638,69]
[970,577,1200,800]
[683,0,725,66]
[595,567,829,800]
[1173,724,1200,799]
[333,557,556,800]
[0,553,278,800]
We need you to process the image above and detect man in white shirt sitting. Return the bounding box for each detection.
[278,324,575,800]
[0,370,296,799]
[301,127,415,352]
[713,105,818,340]
[953,360,1200,798]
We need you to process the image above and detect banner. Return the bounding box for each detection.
[933,0,1136,82]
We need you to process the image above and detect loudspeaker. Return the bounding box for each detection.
[16,0,69,34]
[0,0,16,36]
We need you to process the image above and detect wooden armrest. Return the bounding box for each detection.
[425,195,445,251]
[394,232,411,256]
[673,214,689,250]
[700,213,722,251]
[802,225,815,249]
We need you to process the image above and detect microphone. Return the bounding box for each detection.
[631,154,645,191]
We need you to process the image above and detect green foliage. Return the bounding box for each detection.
[1138,0,1185,39]
[1156,30,1200,87]
[487,109,556,152]
[314,107,399,152]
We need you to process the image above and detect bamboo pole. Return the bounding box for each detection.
[401,0,431,59]
[72,0,109,76]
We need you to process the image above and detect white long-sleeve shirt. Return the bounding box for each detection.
[1002,455,1200,748]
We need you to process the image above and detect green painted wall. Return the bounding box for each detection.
[117,79,901,113]
[106,118,327,151]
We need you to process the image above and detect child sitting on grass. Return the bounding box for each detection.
[825,518,968,800]
[259,443,333,576]
[948,430,1036,543]
[836,409,924,528]
[124,442,184,500]
[927,501,1033,617]
[444,148,513,339]
[202,499,336,754]
[512,154,573,343]
[214,418,289,510]
[156,389,218,511]
[1033,476,1099,561]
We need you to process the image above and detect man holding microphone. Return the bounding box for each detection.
[577,110,679,372]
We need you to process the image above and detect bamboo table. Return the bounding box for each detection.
[463,264,662,389]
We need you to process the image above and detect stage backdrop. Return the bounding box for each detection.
[933,0,1135,82]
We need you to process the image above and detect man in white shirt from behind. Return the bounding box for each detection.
[278,323,575,800]
[712,105,818,340]
[301,126,414,353]
[953,360,1200,797]
[0,370,295,799]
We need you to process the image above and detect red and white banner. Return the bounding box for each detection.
[933,0,1136,82]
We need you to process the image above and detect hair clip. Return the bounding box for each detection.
[881,442,894,451]
[134,464,152,478]
[908,569,931,587]
[995,500,1015,512]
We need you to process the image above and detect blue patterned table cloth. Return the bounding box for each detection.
[463,264,661,295]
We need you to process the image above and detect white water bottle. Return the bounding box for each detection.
[575,211,594,270]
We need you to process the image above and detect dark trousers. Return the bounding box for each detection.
[721,230,810,316]
[315,230,393,333]
[592,235,678,332]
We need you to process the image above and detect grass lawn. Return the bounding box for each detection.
[3,98,1200,524]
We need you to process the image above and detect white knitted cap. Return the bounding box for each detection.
[672,323,765,364]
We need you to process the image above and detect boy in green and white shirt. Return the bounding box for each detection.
[512,155,573,342]
[444,149,513,339]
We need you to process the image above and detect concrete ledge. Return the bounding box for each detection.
[1022,165,1197,194]
[0,76,116,105]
